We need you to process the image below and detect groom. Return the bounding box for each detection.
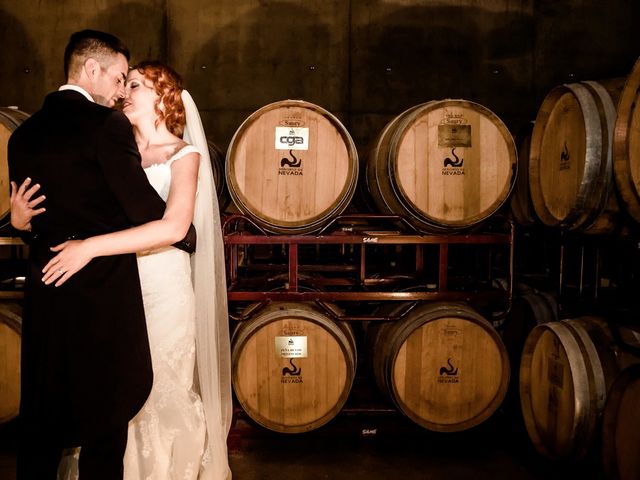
[8,29,193,479]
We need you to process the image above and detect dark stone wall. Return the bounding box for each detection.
[0,0,638,154]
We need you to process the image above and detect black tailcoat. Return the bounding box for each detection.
[9,90,167,443]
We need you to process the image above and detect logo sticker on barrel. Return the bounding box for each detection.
[277,337,306,383]
[276,127,306,176]
[275,127,309,151]
[438,123,471,148]
[275,336,307,358]
[439,111,469,176]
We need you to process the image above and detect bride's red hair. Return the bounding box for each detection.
[133,60,186,137]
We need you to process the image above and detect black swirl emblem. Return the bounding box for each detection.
[443,147,463,168]
[439,358,459,376]
[282,358,301,376]
[280,150,302,168]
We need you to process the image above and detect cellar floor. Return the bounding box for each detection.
[0,401,607,480]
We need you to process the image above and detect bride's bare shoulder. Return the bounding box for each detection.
[168,140,189,158]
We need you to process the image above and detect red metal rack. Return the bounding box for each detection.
[223,213,514,321]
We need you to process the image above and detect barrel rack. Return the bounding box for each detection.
[224,213,515,436]
[224,213,515,318]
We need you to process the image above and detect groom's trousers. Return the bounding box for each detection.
[17,423,128,480]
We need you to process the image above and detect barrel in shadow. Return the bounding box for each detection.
[499,284,558,430]
[206,139,230,212]
[510,128,538,227]
[602,363,640,480]
[367,302,510,432]
[529,79,626,234]
[0,301,21,423]
[502,284,558,365]
[613,57,640,224]
[226,100,358,233]
[0,107,29,225]
[366,100,517,232]
[519,316,621,460]
[231,302,356,433]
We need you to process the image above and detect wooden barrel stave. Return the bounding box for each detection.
[0,301,22,423]
[602,364,640,480]
[368,302,510,432]
[0,107,29,224]
[578,80,622,234]
[614,56,640,223]
[365,103,430,220]
[231,302,356,433]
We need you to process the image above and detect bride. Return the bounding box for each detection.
[12,61,232,479]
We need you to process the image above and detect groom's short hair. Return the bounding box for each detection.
[64,29,130,80]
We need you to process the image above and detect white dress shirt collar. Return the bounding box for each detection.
[58,84,95,103]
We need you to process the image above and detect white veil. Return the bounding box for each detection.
[181,90,233,480]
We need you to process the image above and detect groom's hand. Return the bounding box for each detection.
[172,223,196,254]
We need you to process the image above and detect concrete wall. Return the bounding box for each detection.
[0,0,638,155]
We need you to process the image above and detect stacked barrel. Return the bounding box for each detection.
[0,302,21,424]
[0,107,28,428]
[0,107,29,226]
[226,101,359,432]
[512,57,640,232]
[366,100,517,232]
[225,98,517,434]
[226,100,359,234]
[509,57,640,480]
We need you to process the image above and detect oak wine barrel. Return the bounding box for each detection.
[226,100,358,233]
[602,364,640,480]
[529,79,625,234]
[0,301,21,423]
[366,100,517,232]
[367,302,510,432]
[510,129,538,226]
[231,302,356,433]
[502,285,558,364]
[519,316,620,460]
[613,57,640,223]
[206,139,230,212]
[0,107,29,226]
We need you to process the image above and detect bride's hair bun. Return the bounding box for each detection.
[133,60,186,137]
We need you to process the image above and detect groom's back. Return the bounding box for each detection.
[9,90,146,244]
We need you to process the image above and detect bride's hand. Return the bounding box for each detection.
[42,240,94,287]
[10,178,46,231]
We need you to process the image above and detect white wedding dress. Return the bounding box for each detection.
[124,145,207,479]
[58,145,231,480]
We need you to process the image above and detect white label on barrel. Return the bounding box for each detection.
[275,127,309,151]
[275,336,308,358]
